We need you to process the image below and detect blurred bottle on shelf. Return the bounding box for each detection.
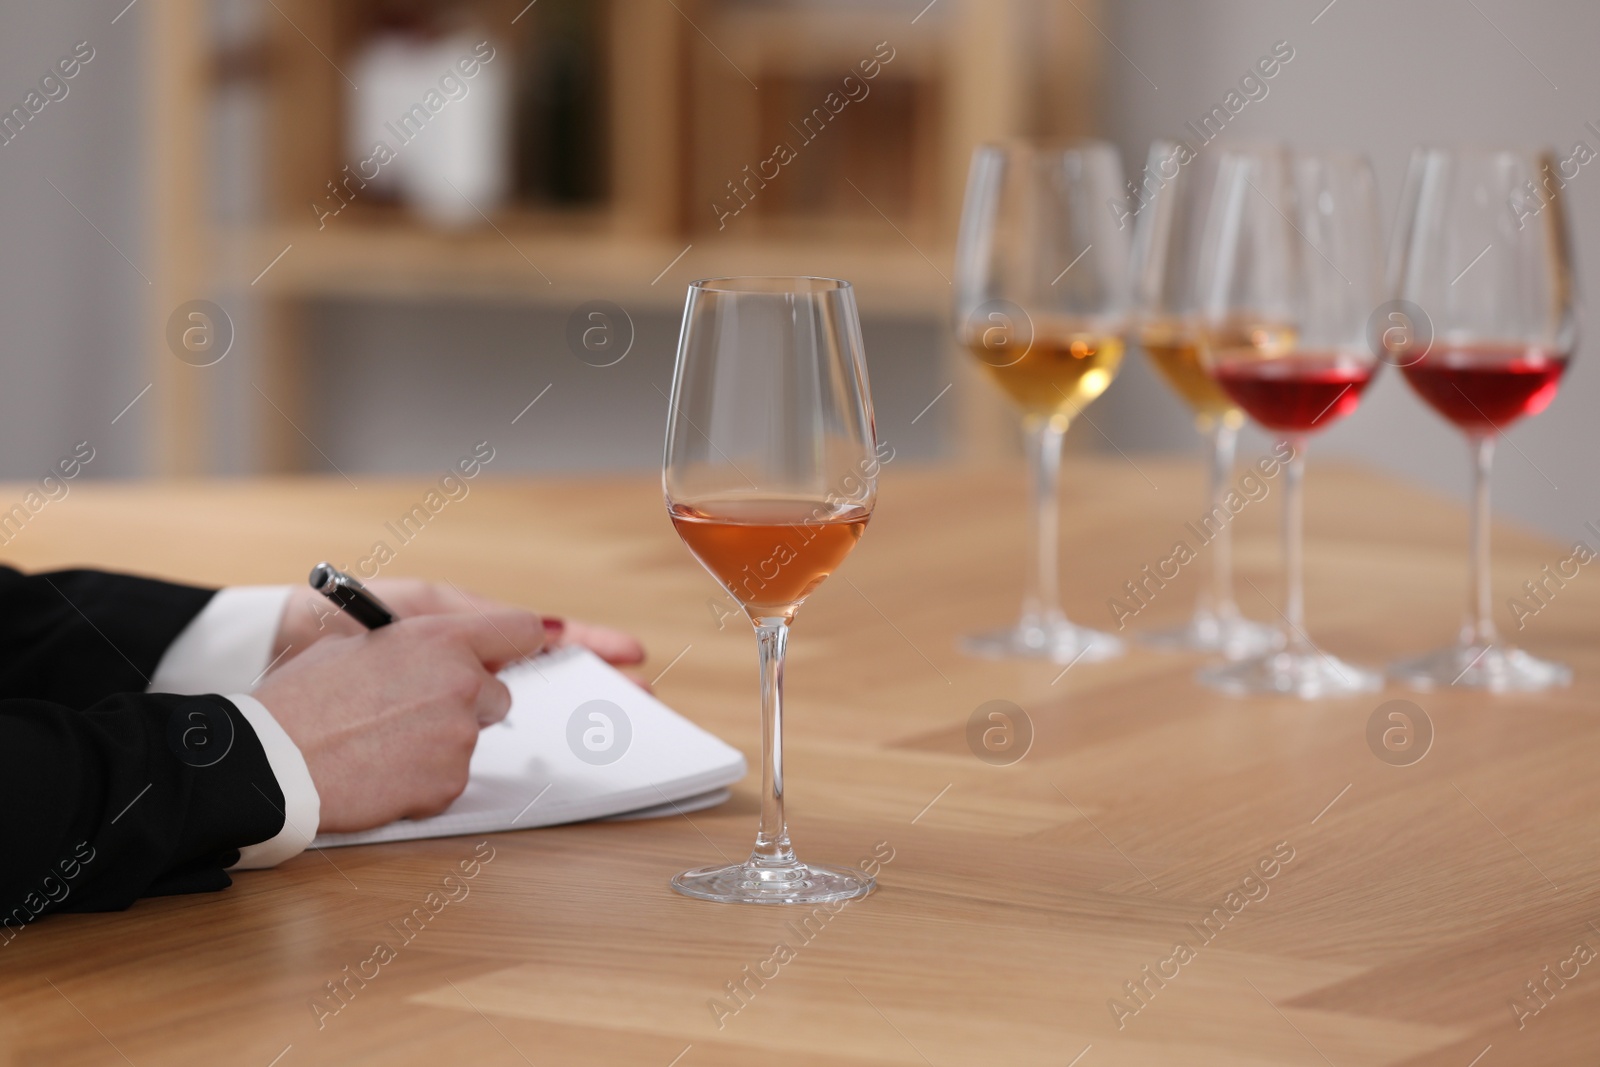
[345,5,511,228]
[512,0,607,207]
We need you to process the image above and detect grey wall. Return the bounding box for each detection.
[0,3,149,479]
[307,301,950,474]
[1100,0,1599,539]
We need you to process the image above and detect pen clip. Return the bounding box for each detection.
[309,562,398,629]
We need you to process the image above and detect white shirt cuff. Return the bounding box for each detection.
[149,585,294,694]
[226,694,321,869]
[146,585,320,868]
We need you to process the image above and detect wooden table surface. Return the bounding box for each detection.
[2,459,1597,1066]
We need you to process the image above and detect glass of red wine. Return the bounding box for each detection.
[1387,148,1576,691]
[1194,147,1385,697]
[1131,138,1281,659]
[664,277,880,904]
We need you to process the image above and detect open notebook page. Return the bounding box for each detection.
[312,646,746,848]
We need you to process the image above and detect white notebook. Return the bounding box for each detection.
[311,646,747,849]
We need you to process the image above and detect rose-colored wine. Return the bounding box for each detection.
[1401,345,1568,431]
[669,497,869,618]
[1212,355,1375,433]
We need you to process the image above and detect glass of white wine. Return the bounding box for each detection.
[952,139,1132,664]
[1131,139,1280,659]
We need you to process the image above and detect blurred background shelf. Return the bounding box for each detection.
[2,0,1593,546]
[153,0,1103,474]
[235,225,954,314]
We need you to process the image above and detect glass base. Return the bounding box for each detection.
[1199,648,1382,699]
[1389,642,1572,692]
[960,612,1125,664]
[1139,611,1282,660]
[672,860,875,905]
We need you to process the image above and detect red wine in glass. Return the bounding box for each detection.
[1385,147,1576,692]
[1400,345,1568,431]
[1192,149,1386,698]
[1212,355,1376,433]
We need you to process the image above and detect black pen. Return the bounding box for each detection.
[309,562,397,630]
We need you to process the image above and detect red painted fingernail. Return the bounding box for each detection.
[542,617,565,636]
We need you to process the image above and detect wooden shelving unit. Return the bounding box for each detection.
[238,224,948,313]
[151,0,1105,473]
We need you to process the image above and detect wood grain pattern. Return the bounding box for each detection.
[1,460,1596,1066]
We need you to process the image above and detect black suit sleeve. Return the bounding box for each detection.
[0,692,287,926]
[0,565,216,708]
[0,566,288,926]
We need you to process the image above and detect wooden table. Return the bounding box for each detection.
[3,460,1597,1066]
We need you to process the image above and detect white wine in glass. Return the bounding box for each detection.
[953,139,1132,664]
[664,276,879,905]
[1131,139,1280,659]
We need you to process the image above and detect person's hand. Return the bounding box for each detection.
[252,612,547,832]
[271,578,645,670]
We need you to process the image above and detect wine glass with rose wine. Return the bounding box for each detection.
[1387,148,1576,691]
[664,277,879,904]
[1131,138,1281,658]
[953,139,1131,663]
[1195,148,1385,697]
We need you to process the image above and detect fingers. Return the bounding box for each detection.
[368,578,533,618]
[364,578,467,616]
[474,675,513,726]
[558,620,647,666]
[450,610,549,671]
[305,587,368,637]
[358,580,645,668]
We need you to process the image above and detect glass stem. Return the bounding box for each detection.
[1281,438,1311,654]
[749,618,796,868]
[1023,416,1067,624]
[1206,422,1241,621]
[1465,434,1498,648]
